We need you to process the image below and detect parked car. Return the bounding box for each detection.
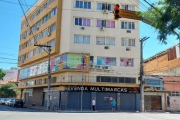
[9,99,23,108]
[0,98,8,105]
[5,98,14,106]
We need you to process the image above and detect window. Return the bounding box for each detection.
[96,36,115,45]
[31,25,36,32]
[75,1,91,9]
[29,51,33,58]
[48,40,55,47]
[19,56,23,62]
[43,15,49,23]
[30,38,34,45]
[34,48,40,55]
[35,34,41,41]
[23,54,28,60]
[42,29,49,37]
[21,33,26,39]
[37,7,43,15]
[97,3,114,11]
[37,20,42,28]
[75,18,90,26]
[97,57,116,66]
[121,21,135,29]
[32,13,36,20]
[74,35,90,44]
[97,19,115,28]
[44,1,50,8]
[26,29,31,36]
[49,23,56,33]
[121,5,135,11]
[121,38,135,46]
[50,8,57,18]
[41,46,46,52]
[25,42,29,47]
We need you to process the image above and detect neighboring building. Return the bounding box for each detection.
[0,67,19,84]
[17,0,140,111]
[144,44,180,111]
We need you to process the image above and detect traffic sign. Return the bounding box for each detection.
[119,9,142,20]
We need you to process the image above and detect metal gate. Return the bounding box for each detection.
[120,93,136,111]
[96,92,117,110]
[67,92,91,110]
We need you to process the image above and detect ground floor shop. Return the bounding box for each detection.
[23,86,140,111]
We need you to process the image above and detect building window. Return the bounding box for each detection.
[21,33,26,39]
[31,13,36,20]
[37,20,42,28]
[31,25,36,32]
[34,48,40,55]
[42,29,49,37]
[29,51,33,58]
[97,57,116,66]
[23,54,28,60]
[97,20,115,28]
[74,35,90,44]
[97,3,114,11]
[49,23,56,33]
[96,36,115,45]
[75,1,91,9]
[50,8,57,18]
[121,38,135,46]
[75,18,90,26]
[26,29,31,36]
[48,40,55,47]
[30,38,34,45]
[37,7,43,15]
[121,21,135,29]
[43,15,49,23]
[120,58,134,67]
[35,34,41,41]
[121,5,135,11]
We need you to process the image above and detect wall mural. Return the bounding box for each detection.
[19,53,89,79]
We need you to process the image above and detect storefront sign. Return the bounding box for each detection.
[62,86,140,93]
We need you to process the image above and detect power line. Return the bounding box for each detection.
[0,57,17,60]
[0,62,17,64]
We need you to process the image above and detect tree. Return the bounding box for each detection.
[138,0,180,44]
[0,69,6,80]
[0,83,19,98]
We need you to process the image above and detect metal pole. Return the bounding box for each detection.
[47,47,51,111]
[81,55,85,111]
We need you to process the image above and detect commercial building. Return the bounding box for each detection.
[17,0,140,111]
[144,44,180,111]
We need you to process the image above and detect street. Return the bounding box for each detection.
[0,105,180,120]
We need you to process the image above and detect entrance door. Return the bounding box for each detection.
[120,93,136,111]
[151,96,162,110]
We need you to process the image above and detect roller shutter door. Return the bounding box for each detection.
[96,92,117,110]
[120,93,136,111]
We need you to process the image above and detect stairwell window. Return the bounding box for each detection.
[121,21,135,29]
[96,36,115,45]
[97,20,115,28]
[75,1,91,9]
[121,38,135,47]
[75,18,90,26]
[74,35,90,44]
[97,3,114,11]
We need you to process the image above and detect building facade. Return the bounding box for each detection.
[144,45,180,111]
[17,0,140,111]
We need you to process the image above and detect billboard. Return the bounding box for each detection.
[97,57,116,66]
[120,58,134,67]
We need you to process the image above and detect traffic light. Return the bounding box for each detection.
[114,4,120,20]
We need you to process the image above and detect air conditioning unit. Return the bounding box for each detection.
[90,64,96,69]
[36,27,39,31]
[80,26,85,30]
[100,27,104,31]
[126,47,131,51]
[104,46,109,49]
[104,65,110,71]
[47,32,51,36]
[96,65,104,70]
[103,9,108,14]
[127,30,131,33]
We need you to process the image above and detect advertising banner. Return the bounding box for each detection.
[50,58,55,72]
[120,58,134,67]
[97,57,116,66]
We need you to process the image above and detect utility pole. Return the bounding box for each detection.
[80,55,85,111]
[139,37,149,112]
[34,44,51,111]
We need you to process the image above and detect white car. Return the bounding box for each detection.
[5,99,13,106]
[0,98,8,105]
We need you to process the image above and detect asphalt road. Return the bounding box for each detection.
[1,105,180,120]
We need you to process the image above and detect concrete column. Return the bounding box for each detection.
[136,93,140,111]
[161,93,165,111]
[117,93,121,111]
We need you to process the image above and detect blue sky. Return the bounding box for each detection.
[0,0,178,70]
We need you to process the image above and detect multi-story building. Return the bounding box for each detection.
[17,0,140,111]
[144,44,180,111]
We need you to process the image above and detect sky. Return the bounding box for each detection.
[0,0,178,70]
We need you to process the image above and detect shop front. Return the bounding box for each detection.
[59,86,140,111]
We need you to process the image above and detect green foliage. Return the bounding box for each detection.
[138,0,180,44]
[0,69,6,80]
[0,83,19,98]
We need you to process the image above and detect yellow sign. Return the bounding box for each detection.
[59,86,66,91]
[119,9,142,20]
